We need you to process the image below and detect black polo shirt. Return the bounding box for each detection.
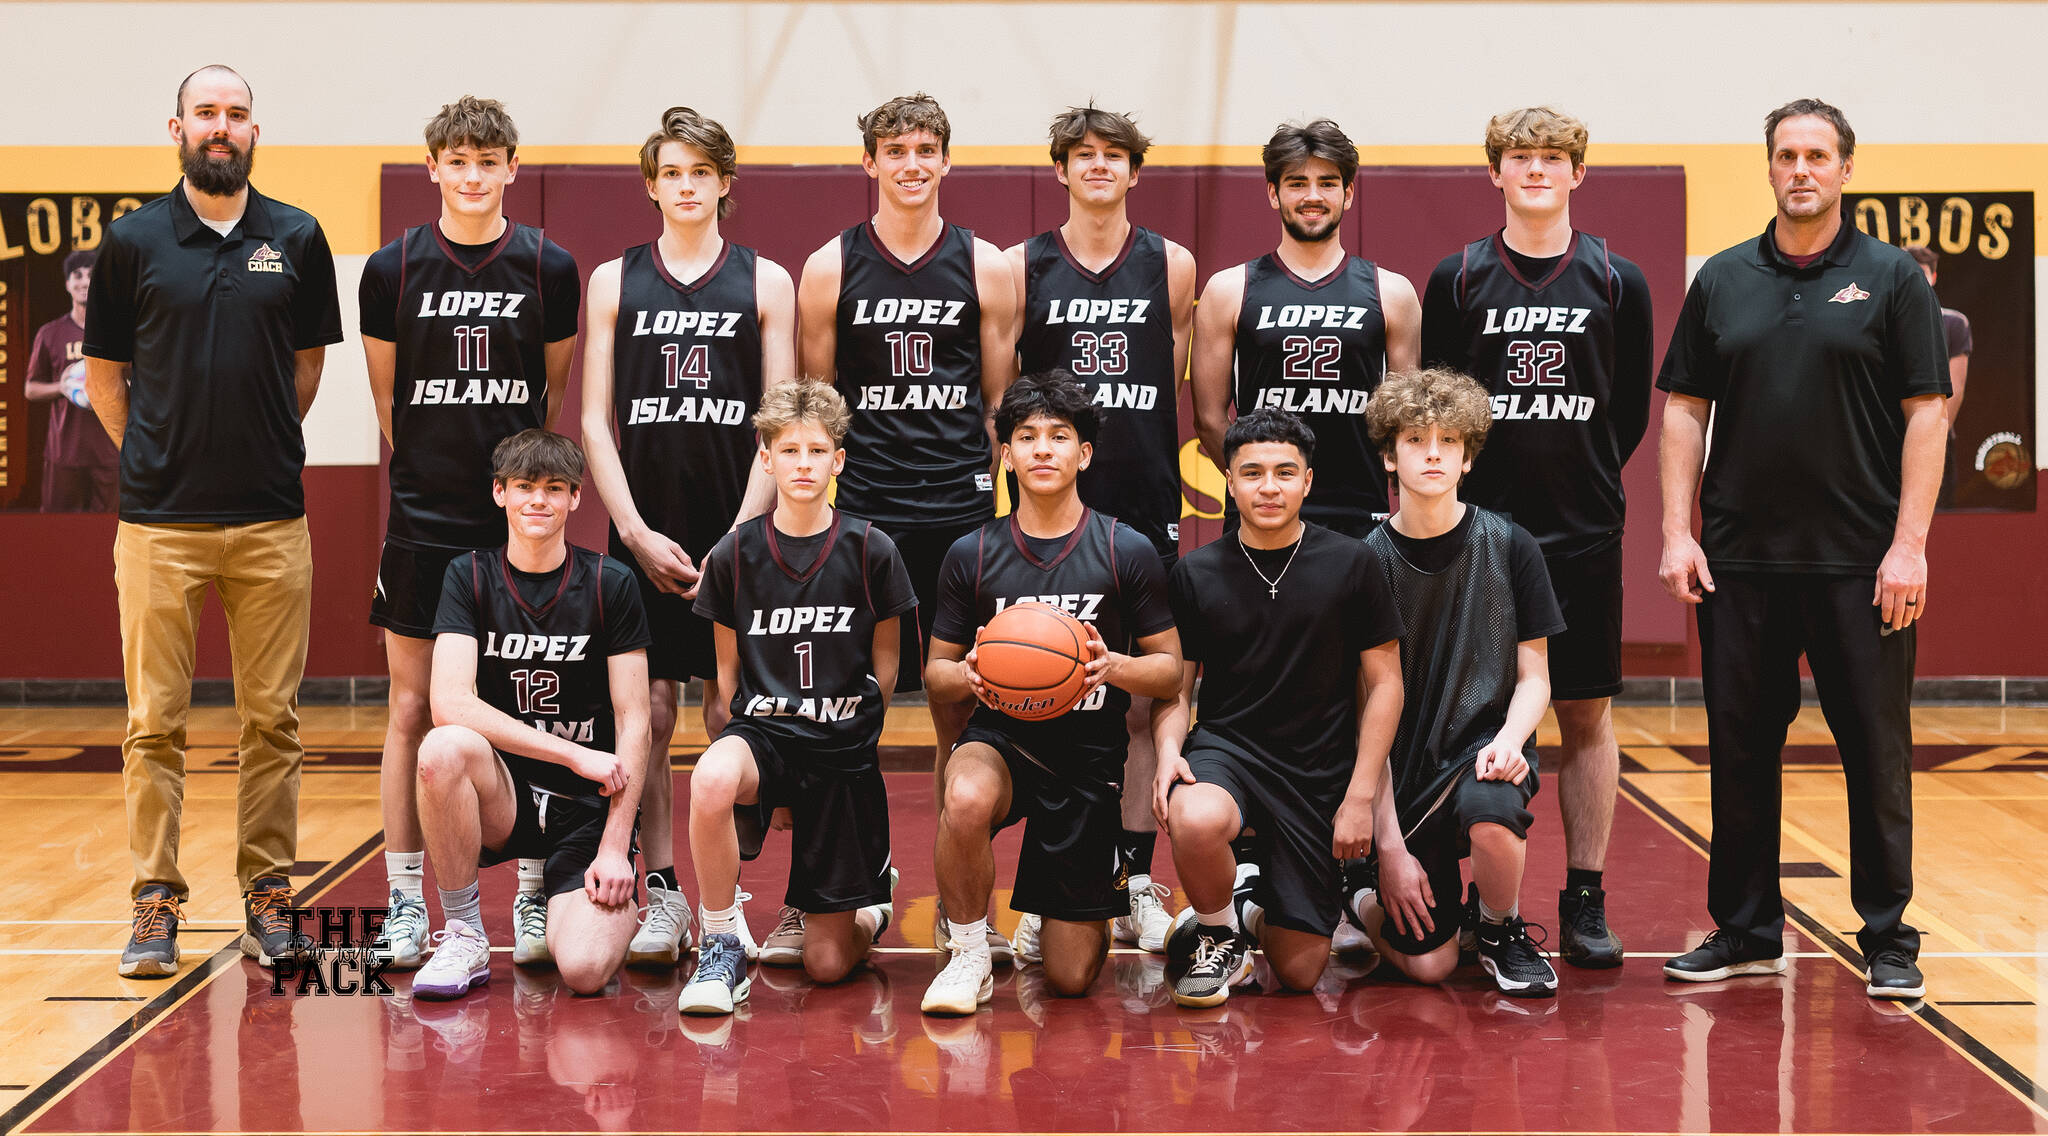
[1656,215,1947,574]
[84,180,343,523]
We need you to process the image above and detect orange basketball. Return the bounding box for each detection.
[974,603,1090,721]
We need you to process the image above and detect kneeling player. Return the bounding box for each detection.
[680,380,916,1015]
[413,430,652,1000]
[1352,369,1564,998]
[923,373,1182,1014]
[1154,409,1404,1008]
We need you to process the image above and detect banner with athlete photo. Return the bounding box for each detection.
[1847,191,2036,511]
[0,192,157,511]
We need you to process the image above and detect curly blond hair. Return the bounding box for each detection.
[1484,106,1588,170]
[1366,368,1494,462]
[753,379,851,446]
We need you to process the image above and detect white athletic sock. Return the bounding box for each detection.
[438,881,483,934]
[1347,886,1377,923]
[1240,898,1266,940]
[515,858,546,896]
[1479,898,1517,925]
[701,903,740,936]
[385,850,425,899]
[1195,904,1240,933]
[947,917,990,951]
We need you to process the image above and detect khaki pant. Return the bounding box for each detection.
[115,517,312,900]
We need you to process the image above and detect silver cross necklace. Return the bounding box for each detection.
[1238,523,1306,599]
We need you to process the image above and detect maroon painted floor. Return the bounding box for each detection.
[23,769,2046,1135]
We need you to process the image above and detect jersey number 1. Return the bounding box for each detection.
[662,343,712,390]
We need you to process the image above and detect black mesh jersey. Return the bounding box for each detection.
[1364,507,1560,832]
[1020,227,1180,558]
[833,222,992,530]
[1427,232,1651,555]
[610,241,763,559]
[1168,524,1404,785]
[1232,254,1389,529]
[693,513,918,771]
[931,510,1175,769]
[377,223,568,550]
[434,545,651,802]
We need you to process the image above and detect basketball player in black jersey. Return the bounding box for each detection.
[1354,369,1563,998]
[1154,409,1404,1008]
[678,381,914,1014]
[1007,104,1198,958]
[797,93,1021,756]
[412,430,651,1001]
[1191,120,1420,536]
[583,107,799,969]
[360,97,581,971]
[1418,108,1653,968]
[923,374,1181,1014]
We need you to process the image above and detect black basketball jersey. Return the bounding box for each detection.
[932,510,1175,769]
[1233,253,1390,529]
[387,223,557,550]
[461,546,626,801]
[1449,232,1627,552]
[833,222,991,530]
[610,241,763,558]
[1020,227,1180,557]
[695,513,918,770]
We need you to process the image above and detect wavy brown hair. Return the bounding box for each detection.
[754,379,851,446]
[425,95,518,159]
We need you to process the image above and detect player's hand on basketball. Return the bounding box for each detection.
[1378,848,1434,938]
[570,747,629,796]
[626,529,698,596]
[1874,540,1929,632]
[1658,532,1715,604]
[770,806,794,831]
[1475,740,1529,784]
[960,641,997,708]
[1153,753,1195,832]
[1332,795,1374,860]
[584,848,635,909]
[1078,622,1112,696]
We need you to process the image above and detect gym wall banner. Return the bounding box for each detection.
[0,192,158,511]
[1847,191,2036,511]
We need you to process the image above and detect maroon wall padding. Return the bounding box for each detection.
[4,466,384,679]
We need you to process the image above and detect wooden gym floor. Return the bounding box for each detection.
[2,704,2046,1134]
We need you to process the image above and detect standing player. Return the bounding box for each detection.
[25,251,118,512]
[679,380,915,1014]
[1418,107,1653,968]
[922,374,1182,1013]
[1353,368,1565,998]
[583,106,798,968]
[1904,245,1971,506]
[1191,120,1420,536]
[1153,409,1404,1008]
[360,96,581,971]
[1007,104,1197,955]
[411,430,650,1000]
[799,92,1020,957]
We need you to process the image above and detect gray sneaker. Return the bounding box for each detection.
[679,933,752,1016]
[120,884,182,978]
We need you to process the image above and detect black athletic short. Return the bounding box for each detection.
[610,538,716,683]
[723,721,893,913]
[480,760,637,900]
[1545,540,1624,701]
[958,725,1128,922]
[1176,731,1346,937]
[1376,767,1539,956]
[370,540,464,638]
[883,518,984,693]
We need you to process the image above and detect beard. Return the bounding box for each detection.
[181,133,255,197]
[1281,207,1342,244]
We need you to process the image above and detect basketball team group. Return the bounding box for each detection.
[80,65,1952,1021]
